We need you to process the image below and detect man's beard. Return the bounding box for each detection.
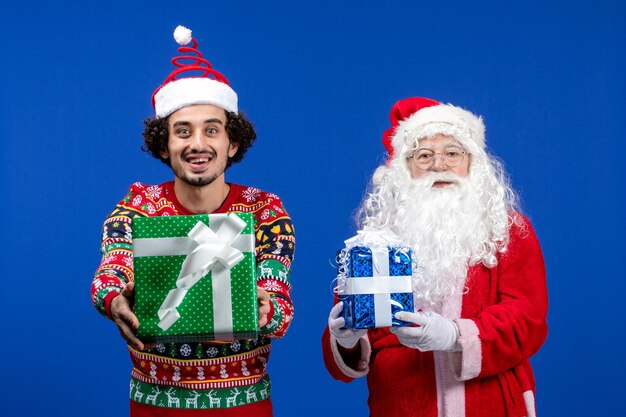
[390,172,488,307]
[176,171,221,187]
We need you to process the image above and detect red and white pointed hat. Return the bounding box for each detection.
[152,25,238,118]
[382,97,485,164]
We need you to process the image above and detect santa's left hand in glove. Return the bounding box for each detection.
[390,311,461,352]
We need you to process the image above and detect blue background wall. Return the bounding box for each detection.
[1,1,624,415]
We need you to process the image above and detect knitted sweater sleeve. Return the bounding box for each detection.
[254,195,296,339]
[90,183,149,318]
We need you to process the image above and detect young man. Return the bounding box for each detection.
[322,97,548,417]
[91,26,295,416]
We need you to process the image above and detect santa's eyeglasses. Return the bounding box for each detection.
[407,146,466,169]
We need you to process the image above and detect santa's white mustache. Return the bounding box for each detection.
[414,172,464,188]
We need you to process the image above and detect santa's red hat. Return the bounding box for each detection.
[383,97,485,164]
[152,25,238,118]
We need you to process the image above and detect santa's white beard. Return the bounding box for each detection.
[390,172,490,307]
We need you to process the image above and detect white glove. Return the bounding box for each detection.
[328,302,367,349]
[390,311,460,352]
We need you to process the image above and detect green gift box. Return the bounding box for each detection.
[132,213,257,343]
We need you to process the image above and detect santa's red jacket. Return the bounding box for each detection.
[322,215,548,417]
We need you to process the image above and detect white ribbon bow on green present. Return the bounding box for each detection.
[133,215,252,335]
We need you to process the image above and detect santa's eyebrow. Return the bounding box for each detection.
[415,141,464,151]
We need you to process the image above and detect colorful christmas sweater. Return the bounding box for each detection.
[92,181,295,414]
[322,215,548,417]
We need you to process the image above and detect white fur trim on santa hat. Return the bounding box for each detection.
[154,77,238,118]
[391,104,485,159]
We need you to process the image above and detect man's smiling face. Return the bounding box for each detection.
[161,104,238,187]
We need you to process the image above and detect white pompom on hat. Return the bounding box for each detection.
[152,25,238,118]
[173,25,192,45]
[382,97,485,164]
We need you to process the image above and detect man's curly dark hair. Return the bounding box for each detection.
[142,110,257,169]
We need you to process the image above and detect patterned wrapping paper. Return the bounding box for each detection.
[338,245,414,329]
[132,213,257,343]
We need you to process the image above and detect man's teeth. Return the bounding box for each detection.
[189,158,209,163]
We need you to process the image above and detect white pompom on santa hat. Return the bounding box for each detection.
[152,25,238,118]
[382,97,486,164]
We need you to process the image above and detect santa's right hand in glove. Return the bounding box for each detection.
[328,302,367,349]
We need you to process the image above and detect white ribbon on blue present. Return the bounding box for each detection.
[133,214,253,337]
[343,226,401,248]
[340,227,412,327]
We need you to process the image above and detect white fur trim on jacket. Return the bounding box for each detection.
[391,104,486,160]
[523,390,537,417]
[434,283,467,417]
[154,77,238,118]
[450,318,482,381]
[329,334,371,379]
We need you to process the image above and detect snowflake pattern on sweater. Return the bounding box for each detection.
[92,181,295,411]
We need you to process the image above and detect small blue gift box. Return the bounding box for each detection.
[338,245,414,329]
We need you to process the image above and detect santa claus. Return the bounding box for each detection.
[322,97,548,417]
